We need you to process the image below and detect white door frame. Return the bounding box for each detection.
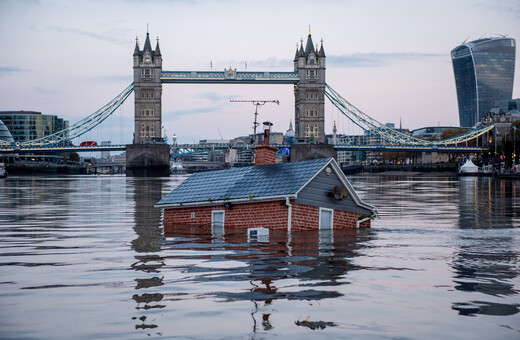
[319,207,334,229]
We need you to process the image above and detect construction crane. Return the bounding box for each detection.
[230,99,279,144]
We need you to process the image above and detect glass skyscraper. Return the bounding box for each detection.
[451,37,516,127]
[0,111,68,143]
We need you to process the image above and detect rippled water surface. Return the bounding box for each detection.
[0,174,519,339]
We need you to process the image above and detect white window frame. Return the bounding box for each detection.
[319,207,334,229]
[211,210,225,242]
[319,208,334,252]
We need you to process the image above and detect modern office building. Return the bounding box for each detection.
[451,37,516,127]
[0,111,68,143]
[0,120,14,144]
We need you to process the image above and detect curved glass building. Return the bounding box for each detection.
[0,119,14,144]
[451,37,516,127]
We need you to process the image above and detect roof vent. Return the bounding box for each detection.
[328,186,348,200]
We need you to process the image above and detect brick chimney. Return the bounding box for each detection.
[254,122,278,165]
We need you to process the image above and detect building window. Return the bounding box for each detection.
[319,208,333,229]
[305,124,319,138]
[305,110,318,117]
[319,208,334,254]
[211,210,225,241]
[141,68,153,78]
[306,69,318,79]
[141,90,154,99]
[306,92,319,100]
[139,123,155,137]
[141,109,155,116]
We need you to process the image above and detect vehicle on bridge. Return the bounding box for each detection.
[80,141,97,146]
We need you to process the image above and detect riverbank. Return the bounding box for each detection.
[362,163,458,173]
[6,163,87,175]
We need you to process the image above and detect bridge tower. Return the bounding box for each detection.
[294,31,326,143]
[126,30,169,177]
[133,31,162,144]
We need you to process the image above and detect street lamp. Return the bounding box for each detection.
[512,124,517,166]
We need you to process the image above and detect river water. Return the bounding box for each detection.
[0,173,519,339]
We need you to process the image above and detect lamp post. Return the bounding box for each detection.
[512,124,517,166]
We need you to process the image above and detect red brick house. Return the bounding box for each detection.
[156,144,377,235]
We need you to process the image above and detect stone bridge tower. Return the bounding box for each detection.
[126,30,169,177]
[294,31,326,143]
[133,31,162,144]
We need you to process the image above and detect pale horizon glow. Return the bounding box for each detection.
[0,0,519,144]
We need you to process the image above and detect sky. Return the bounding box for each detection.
[0,0,519,145]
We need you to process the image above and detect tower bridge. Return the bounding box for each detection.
[0,29,497,175]
[133,29,326,147]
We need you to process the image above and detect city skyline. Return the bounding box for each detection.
[1,0,519,144]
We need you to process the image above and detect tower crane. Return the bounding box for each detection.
[230,99,279,144]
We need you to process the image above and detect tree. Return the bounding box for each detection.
[69,152,80,162]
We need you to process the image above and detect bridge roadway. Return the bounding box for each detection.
[0,143,485,154]
[161,70,300,84]
[0,144,127,153]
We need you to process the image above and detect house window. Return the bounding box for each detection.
[319,208,333,229]
[319,208,334,254]
[211,210,225,241]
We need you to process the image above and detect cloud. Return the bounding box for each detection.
[33,86,60,95]
[196,92,240,102]
[327,52,445,68]
[219,52,444,71]
[94,75,133,83]
[164,106,221,118]
[217,58,290,70]
[0,66,25,74]
[472,0,520,20]
[46,26,127,45]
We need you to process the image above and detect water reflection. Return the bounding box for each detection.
[458,177,519,229]
[450,231,519,316]
[131,178,167,332]
[163,224,371,335]
[451,178,520,316]
[1,174,519,338]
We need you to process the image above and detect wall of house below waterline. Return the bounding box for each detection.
[162,200,371,231]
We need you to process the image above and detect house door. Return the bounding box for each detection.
[212,210,225,242]
[319,208,334,253]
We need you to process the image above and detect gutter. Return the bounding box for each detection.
[356,216,371,228]
[285,196,292,233]
[154,194,297,209]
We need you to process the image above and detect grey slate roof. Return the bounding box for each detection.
[157,157,332,206]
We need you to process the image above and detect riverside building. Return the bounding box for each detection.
[0,111,68,143]
[451,37,516,127]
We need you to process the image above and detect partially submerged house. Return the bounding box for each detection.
[156,141,377,233]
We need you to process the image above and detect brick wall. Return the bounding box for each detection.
[291,203,370,230]
[163,199,370,233]
[253,145,278,165]
[163,200,289,231]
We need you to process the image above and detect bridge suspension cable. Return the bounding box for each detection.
[20,83,134,147]
[325,84,494,146]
